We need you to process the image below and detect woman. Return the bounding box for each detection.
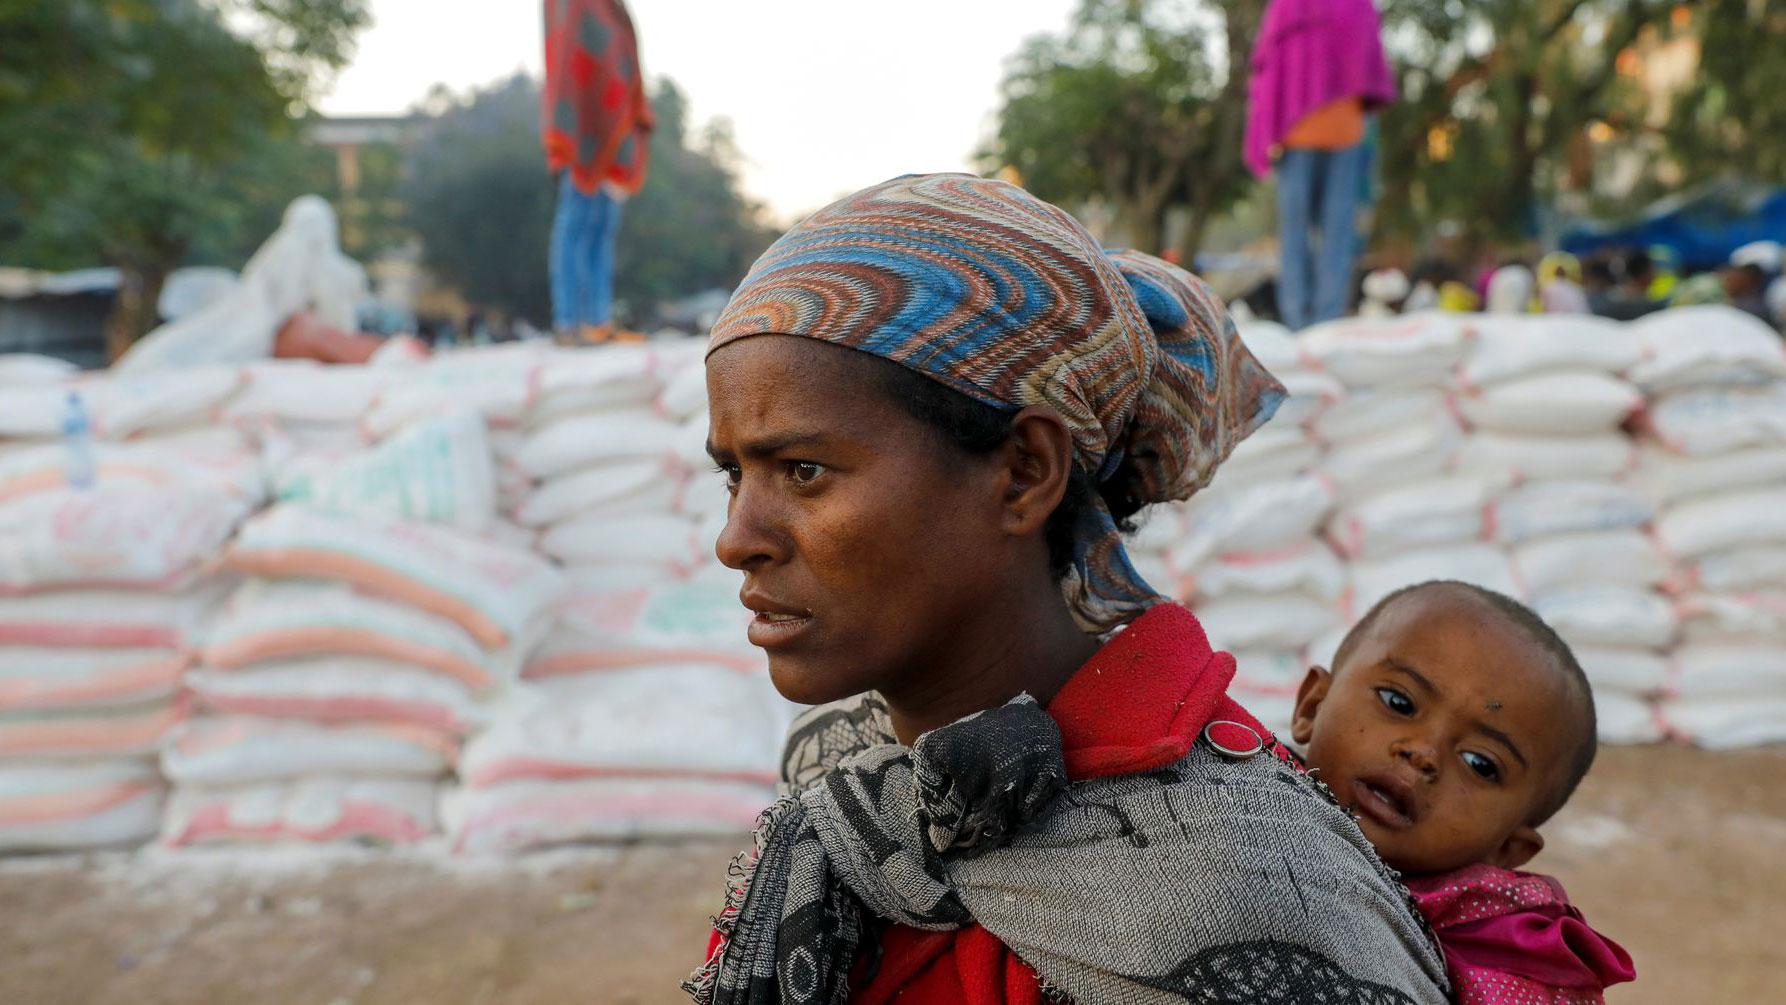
[1245,0,1396,330]
[687,174,1448,1003]
[542,0,652,343]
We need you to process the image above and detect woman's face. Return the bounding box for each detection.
[705,336,1015,706]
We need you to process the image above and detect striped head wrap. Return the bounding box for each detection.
[709,174,1283,631]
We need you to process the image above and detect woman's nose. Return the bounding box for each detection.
[713,479,787,572]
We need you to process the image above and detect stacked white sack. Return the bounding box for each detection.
[450,342,784,853]
[168,409,563,847]
[1167,321,1346,735]
[1455,316,1663,742]
[1295,313,1507,632]
[0,366,259,851]
[1632,306,1786,748]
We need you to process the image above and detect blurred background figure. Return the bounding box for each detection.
[1246,0,1396,330]
[1728,240,1782,325]
[543,0,653,344]
[1358,267,1409,317]
[1485,262,1537,313]
[1536,252,1589,313]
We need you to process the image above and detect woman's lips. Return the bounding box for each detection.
[746,610,812,649]
[1350,776,1416,831]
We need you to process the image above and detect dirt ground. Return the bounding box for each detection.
[1,744,1780,1005]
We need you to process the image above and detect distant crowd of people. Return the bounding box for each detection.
[1352,241,1786,332]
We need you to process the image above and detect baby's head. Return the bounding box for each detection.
[1291,580,1596,876]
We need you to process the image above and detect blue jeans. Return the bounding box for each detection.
[1275,143,1369,330]
[549,174,624,329]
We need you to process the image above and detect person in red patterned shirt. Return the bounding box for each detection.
[542,0,652,343]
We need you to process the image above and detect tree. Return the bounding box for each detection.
[1661,1,1786,191]
[0,0,368,359]
[403,75,772,328]
[983,0,1266,261]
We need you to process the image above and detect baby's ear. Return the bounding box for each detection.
[1489,825,1544,871]
[1289,666,1332,746]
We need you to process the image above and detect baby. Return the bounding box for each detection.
[1290,580,1636,1004]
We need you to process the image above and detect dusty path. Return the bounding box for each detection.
[1,745,1779,1004]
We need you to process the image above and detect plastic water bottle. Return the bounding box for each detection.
[62,390,94,490]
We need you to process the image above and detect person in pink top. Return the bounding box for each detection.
[1291,580,1637,1003]
[1245,0,1397,329]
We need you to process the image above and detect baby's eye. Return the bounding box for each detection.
[1374,687,1415,716]
[788,461,825,485]
[1461,751,1500,782]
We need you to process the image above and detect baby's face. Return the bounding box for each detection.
[1291,588,1576,876]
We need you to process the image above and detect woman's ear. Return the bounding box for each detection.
[998,406,1077,538]
[1290,666,1332,746]
[1488,825,1544,871]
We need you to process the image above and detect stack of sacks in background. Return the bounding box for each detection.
[448,341,790,853]
[1453,316,1663,742]
[0,366,261,850]
[168,408,564,847]
[1297,313,1508,630]
[1144,321,1346,734]
[1633,306,1786,748]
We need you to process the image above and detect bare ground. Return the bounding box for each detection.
[1,745,1780,1005]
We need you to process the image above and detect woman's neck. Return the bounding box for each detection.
[878,583,1101,746]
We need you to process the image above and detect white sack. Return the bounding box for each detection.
[1456,372,1640,435]
[1513,531,1668,594]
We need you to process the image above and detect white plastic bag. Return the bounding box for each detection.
[0,487,250,592]
[1349,545,1522,617]
[1455,372,1640,435]
[1194,594,1340,652]
[1655,487,1786,558]
[1329,477,1493,560]
[1453,433,1635,484]
[164,717,455,785]
[1298,312,1471,388]
[459,666,783,788]
[1189,543,1345,604]
[1513,531,1668,594]
[1533,585,1677,650]
[228,505,563,650]
[186,658,482,736]
[1459,315,1640,387]
[1490,481,1653,544]
[1170,475,1335,570]
[273,411,497,532]
[162,776,439,846]
[1628,305,1786,391]
[1644,385,1786,455]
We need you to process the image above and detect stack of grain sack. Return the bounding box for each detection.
[167,351,564,846]
[0,365,261,850]
[445,342,788,854]
[1631,307,1786,748]
[1119,321,1348,735]
[1452,316,1662,742]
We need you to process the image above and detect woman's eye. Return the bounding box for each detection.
[788,461,825,485]
[1461,751,1500,782]
[1374,687,1415,716]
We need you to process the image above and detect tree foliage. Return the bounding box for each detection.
[403,75,773,327]
[0,0,368,357]
[983,0,1266,260]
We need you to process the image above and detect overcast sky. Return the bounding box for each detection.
[319,1,1079,224]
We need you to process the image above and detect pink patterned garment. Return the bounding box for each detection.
[1404,863,1636,1004]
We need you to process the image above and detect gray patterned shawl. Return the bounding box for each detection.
[685,693,1448,1004]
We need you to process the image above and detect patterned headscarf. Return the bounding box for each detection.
[709,174,1283,631]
